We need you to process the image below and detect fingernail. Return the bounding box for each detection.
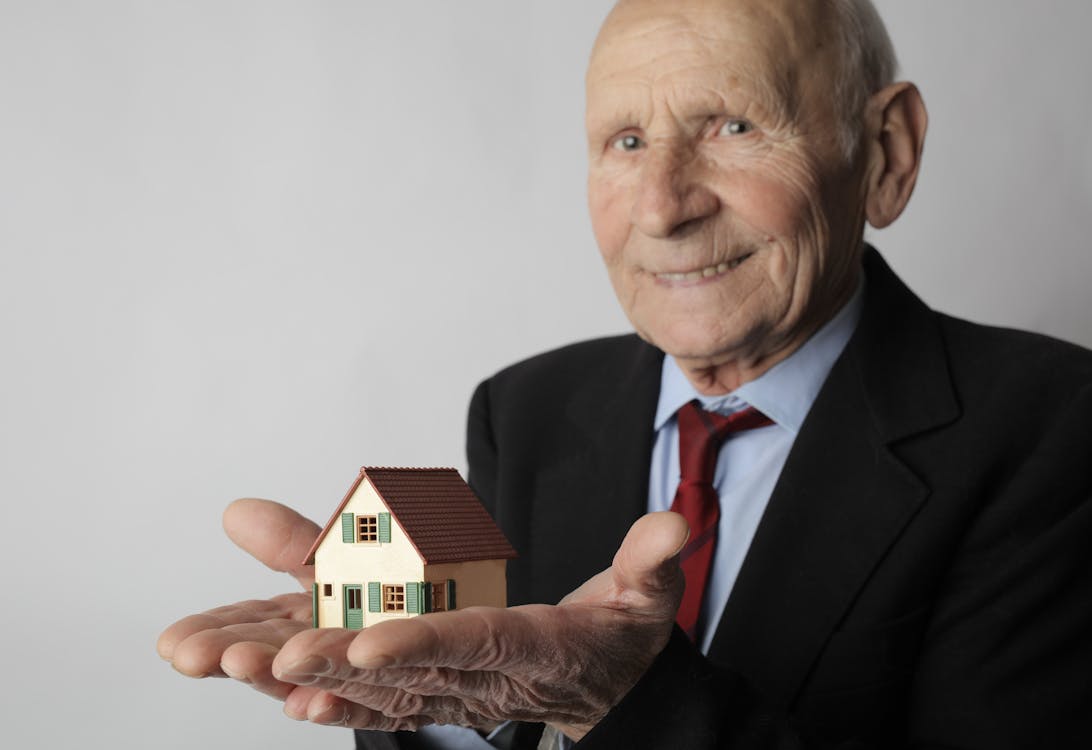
[280,655,331,677]
[315,706,349,726]
[350,650,394,669]
[221,664,250,683]
[171,663,218,679]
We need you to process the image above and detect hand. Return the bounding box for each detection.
[270,511,689,740]
[156,498,320,700]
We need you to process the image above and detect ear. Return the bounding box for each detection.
[862,82,928,229]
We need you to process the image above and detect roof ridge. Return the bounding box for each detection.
[362,462,456,469]
[361,466,460,473]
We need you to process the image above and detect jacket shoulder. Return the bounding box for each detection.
[937,314,1092,406]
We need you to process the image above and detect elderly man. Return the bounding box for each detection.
[159,0,1092,747]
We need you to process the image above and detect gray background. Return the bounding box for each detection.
[1,1,1089,748]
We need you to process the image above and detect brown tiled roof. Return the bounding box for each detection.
[304,467,517,565]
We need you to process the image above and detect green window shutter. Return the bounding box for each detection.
[446,579,456,611]
[311,583,319,627]
[422,582,433,613]
[367,581,381,613]
[378,512,391,543]
[341,513,354,543]
[405,581,422,614]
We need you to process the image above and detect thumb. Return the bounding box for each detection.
[223,498,320,589]
[611,511,689,611]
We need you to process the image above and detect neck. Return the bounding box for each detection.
[676,356,778,396]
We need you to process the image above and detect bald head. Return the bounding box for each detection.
[590,0,897,159]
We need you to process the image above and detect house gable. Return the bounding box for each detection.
[310,474,424,628]
[305,467,517,566]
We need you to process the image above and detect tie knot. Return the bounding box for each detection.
[676,400,773,482]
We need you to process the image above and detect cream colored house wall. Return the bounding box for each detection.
[314,479,424,628]
[424,559,508,609]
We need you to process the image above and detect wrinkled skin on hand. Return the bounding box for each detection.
[158,499,688,741]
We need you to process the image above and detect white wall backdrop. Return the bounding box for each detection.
[0,2,1088,748]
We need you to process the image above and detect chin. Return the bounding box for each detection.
[638,321,741,364]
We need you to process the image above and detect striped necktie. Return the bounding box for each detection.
[671,399,773,642]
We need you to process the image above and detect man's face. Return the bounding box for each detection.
[586,0,868,383]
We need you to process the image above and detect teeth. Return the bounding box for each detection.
[658,256,747,282]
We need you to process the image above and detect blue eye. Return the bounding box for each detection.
[612,134,645,151]
[718,119,753,136]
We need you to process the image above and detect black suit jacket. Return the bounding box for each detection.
[359,251,1092,748]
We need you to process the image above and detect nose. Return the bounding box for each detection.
[631,147,719,238]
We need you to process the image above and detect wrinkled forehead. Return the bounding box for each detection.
[586,0,835,124]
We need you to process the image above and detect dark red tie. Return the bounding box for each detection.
[671,400,773,642]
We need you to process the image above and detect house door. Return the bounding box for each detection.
[343,584,363,629]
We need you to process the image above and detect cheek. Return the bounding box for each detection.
[728,170,816,240]
[722,163,828,292]
[588,176,630,266]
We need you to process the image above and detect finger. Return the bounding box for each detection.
[283,686,325,719]
[297,682,494,730]
[302,689,434,731]
[609,511,688,613]
[558,512,687,614]
[274,628,418,709]
[304,664,589,725]
[293,668,581,730]
[222,641,301,700]
[279,660,477,727]
[342,605,554,671]
[296,672,475,724]
[278,661,464,718]
[157,593,311,660]
[223,498,321,588]
[274,628,500,724]
[171,618,309,678]
[273,625,361,678]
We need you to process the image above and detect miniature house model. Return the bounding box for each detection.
[304,467,517,629]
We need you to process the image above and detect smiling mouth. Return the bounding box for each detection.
[654,253,753,282]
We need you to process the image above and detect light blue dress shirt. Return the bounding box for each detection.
[649,281,863,653]
[415,280,863,748]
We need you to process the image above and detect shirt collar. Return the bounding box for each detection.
[654,278,864,435]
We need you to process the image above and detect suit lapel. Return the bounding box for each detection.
[582,338,666,537]
[529,337,663,599]
[707,250,961,703]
